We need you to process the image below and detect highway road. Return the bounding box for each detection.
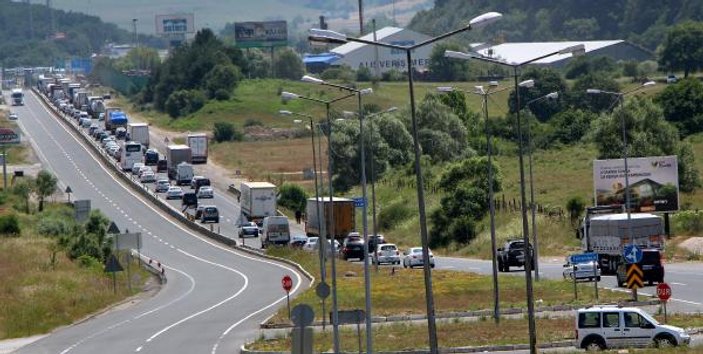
[435,256,703,313]
[9,90,310,354]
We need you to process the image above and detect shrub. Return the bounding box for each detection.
[213,122,243,142]
[0,214,21,236]
[244,118,263,127]
[76,254,101,268]
[381,69,404,82]
[378,200,412,231]
[37,217,72,237]
[673,210,703,234]
[164,89,207,118]
[278,183,308,212]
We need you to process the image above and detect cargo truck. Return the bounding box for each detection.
[239,182,277,225]
[67,83,81,104]
[105,110,128,133]
[74,91,89,109]
[89,99,105,119]
[166,145,193,185]
[10,88,23,106]
[580,208,664,275]
[186,133,208,164]
[305,197,356,239]
[127,122,149,149]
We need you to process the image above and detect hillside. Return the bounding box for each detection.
[408,0,703,50]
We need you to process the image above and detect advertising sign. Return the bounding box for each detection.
[0,128,20,145]
[234,21,288,48]
[155,14,195,35]
[593,156,679,212]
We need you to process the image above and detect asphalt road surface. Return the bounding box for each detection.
[9,90,309,354]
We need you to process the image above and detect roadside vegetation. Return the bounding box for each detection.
[0,172,150,340]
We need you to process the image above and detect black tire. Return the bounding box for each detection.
[654,334,677,348]
[583,336,605,351]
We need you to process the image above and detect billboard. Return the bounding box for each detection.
[234,21,287,48]
[155,14,195,35]
[0,128,21,145]
[593,156,679,213]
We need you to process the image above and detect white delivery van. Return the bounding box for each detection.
[261,216,290,248]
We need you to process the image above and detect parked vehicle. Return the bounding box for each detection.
[497,239,534,272]
[304,197,355,239]
[402,247,435,268]
[303,237,319,252]
[615,249,664,287]
[261,216,290,248]
[239,181,277,225]
[127,122,149,148]
[666,74,678,84]
[166,186,183,199]
[196,186,214,199]
[200,205,219,223]
[575,306,689,350]
[186,133,208,164]
[341,233,365,260]
[563,259,601,282]
[238,222,260,238]
[373,243,400,265]
[155,179,170,193]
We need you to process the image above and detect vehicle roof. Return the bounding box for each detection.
[578,305,641,312]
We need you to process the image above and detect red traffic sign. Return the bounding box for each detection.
[282,275,293,292]
[656,283,672,301]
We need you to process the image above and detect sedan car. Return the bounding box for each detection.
[563,260,601,282]
[139,171,156,183]
[402,247,435,269]
[8,112,18,120]
[373,243,400,265]
[341,233,365,260]
[196,186,214,199]
[238,222,260,238]
[165,186,184,199]
[131,162,145,176]
[155,179,170,193]
[303,237,319,252]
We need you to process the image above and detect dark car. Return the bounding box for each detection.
[616,249,664,287]
[497,239,534,272]
[144,149,159,166]
[156,159,168,173]
[200,206,219,223]
[341,233,366,260]
[367,234,386,255]
[190,176,211,191]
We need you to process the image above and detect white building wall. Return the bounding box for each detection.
[333,30,434,73]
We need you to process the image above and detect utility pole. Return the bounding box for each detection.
[358,0,364,35]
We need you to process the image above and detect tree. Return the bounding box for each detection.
[564,55,617,79]
[412,94,471,162]
[549,108,598,145]
[428,43,470,81]
[203,64,242,100]
[508,67,567,122]
[330,119,391,192]
[34,170,57,212]
[567,72,621,113]
[566,196,586,226]
[655,78,703,136]
[12,178,33,214]
[274,48,305,80]
[659,21,703,78]
[213,122,242,142]
[164,90,206,118]
[590,96,700,192]
[278,183,308,213]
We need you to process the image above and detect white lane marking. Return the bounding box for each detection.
[671,282,687,286]
[143,249,249,345]
[29,91,307,351]
[135,346,142,352]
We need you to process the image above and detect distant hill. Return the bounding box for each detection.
[0,0,137,67]
[408,0,703,50]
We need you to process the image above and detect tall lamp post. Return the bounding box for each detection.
[586,80,655,300]
[281,90,355,353]
[445,44,584,354]
[343,107,398,273]
[437,83,508,323]
[299,75,376,353]
[309,12,503,353]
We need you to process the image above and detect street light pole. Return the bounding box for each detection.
[309,13,503,353]
[445,44,584,354]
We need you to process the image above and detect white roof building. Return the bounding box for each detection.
[329,27,434,74]
[472,40,653,67]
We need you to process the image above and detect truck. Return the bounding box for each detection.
[10,88,23,106]
[127,122,149,148]
[166,144,192,184]
[239,182,277,225]
[89,99,105,119]
[105,110,128,133]
[74,91,89,109]
[186,133,208,164]
[580,209,664,275]
[304,197,356,239]
[67,83,81,104]
[497,239,535,272]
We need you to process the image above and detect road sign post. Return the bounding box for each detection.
[657,283,672,323]
[316,282,330,330]
[623,245,643,301]
[291,304,314,354]
[282,275,293,319]
[568,252,599,301]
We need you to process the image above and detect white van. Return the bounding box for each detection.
[261,216,290,248]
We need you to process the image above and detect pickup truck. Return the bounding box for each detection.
[497,239,534,272]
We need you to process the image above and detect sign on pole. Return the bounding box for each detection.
[234,21,288,48]
[593,156,679,212]
[623,244,643,264]
[569,252,598,264]
[74,199,91,222]
[353,197,366,208]
[0,128,21,144]
[626,264,644,289]
[282,275,293,292]
[657,282,672,323]
[115,232,142,251]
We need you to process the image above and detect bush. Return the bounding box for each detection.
[381,69,404,82]
[76,254,101,268]
[277,183,308,213]
[244,118,263,127]
[0,214,21,236]
[378,200,412,231]
[213,122,243,142]
[37,217,72,237]
[320,66,355,82]
[356,67,373,82]
[213,89,231,101]
[164,89,207,118]
[673,210,703,234]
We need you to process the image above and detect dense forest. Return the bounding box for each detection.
[0,0,159,67]
[409,0,703,50]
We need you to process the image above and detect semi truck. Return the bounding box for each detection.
[89,98,105,119]
[10,88,23,106]
[127,122,149,148]
[105,110,128,133]
[305,197,356,239]
[239,182,277,225]
[186,133,208,164]
[580,207,664,275]
[166,145,193,185]
[74,91,89,109]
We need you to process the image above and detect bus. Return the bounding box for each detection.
[120,141,143,171]
[11,88,23,106]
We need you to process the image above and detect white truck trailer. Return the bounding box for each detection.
[239,182,277,225]
[127,122,150,149]
[186,133,208,164]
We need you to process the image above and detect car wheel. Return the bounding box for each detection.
[655,334,677,348]
[583,337,605,351]
[430,264,435,269]
[403,262,407,269]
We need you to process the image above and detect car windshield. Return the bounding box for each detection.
[381,245,396,251]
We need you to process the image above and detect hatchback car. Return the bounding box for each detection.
[8,112,18,120]
[165,186,183,199]
[190,176,211,191]
[373,243,400,265]
[341,233,365,260]
[131,163,145,176]
[200,205,219,223]
[155,179,170,193]
[238,222,259,238]
[403,247,435,268]
[303,237,319,252]
[575,306,689,350]
[139,171,156,183]
[563,259,601,282]
[196,186,214,199]
[137,165,153,177]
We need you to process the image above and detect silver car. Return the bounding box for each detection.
[402,247,435,269]
[563,259,601,282]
